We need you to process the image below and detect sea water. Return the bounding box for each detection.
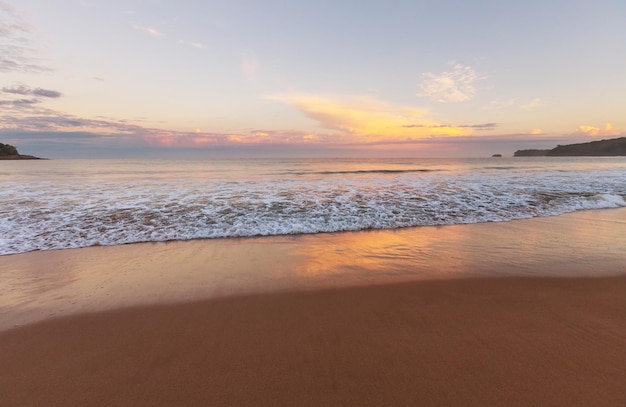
[1,157,625,255]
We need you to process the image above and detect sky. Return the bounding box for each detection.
[1,0,625,158]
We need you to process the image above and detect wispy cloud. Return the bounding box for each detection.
[0,109,172,145]
[0,94,260,148]
[2,85,62,98]
[133,24,163,37]
[0,84,62,111]
[0,91,464,151]
[0,86,120,133]
[0,108,290,150]
[0,98,39,106]
[0,101,584,158]
[403,123,498,131]
[0,1,52,73]
[0,81,580,157]
[417,62,485,103]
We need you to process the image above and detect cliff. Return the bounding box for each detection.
[514,137,626,157]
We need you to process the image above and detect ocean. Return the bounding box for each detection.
[1,157,625,256]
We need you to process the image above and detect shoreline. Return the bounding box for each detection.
[1,208,625,406]
[1,207,625,331]
[0,154,43,160]
[2,204,625,258]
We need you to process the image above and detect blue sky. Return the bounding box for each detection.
[1,0,625,158]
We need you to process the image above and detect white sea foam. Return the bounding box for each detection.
[1,158,625,255]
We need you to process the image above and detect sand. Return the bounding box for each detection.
[1,276,626,406]
[1,209,626,406]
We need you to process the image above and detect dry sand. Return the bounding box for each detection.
[1,209,626,406]
[1,276,625,406]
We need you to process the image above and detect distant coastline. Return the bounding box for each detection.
[0,142,43,160]
[515,137,626,157]
[0,155,43,160]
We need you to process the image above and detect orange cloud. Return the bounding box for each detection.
[575,123,622,137]
[272,94,470,141]
[139,128,246,147]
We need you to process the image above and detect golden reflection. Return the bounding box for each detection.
[288,209,626,282]
[290,225,473,283]
[4,210,625,329]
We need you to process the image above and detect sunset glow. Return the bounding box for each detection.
[274,95,471,141]
[1,0,625,157]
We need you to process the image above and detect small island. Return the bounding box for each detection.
[0,142,42,160]
[515,137,626,157]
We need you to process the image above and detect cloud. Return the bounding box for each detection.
[417,62,485,103]
[403,123,498,131]
[0,104,142,133]
[0,101,591,158]
[0,81,589,158]
[273,94,472,140]
[0,85,62,110]
[2,85,33,95]
[133,24,163,37]
[0,98,39,106]
[4,130,102,140]
[2,85,62,98]
[574,123,622,137]
[0,2,52,73]
[0,103,247,149]
[33,88,62,98]
[0,94,465,153]
[135,127,342,148]
[458,123,498,130]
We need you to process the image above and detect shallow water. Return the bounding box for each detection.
[2,157,625,255]
[1,208,625,330]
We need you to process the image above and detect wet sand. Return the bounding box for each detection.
[1,209,626,406]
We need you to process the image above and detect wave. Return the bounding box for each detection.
[2,189,624,255]
[3,158,625,255]
[289,169,439,176]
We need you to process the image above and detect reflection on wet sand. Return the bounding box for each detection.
[294,208,625,280]
[1,208,625,330]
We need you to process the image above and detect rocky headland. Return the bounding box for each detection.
[515,137,626,157]
[0,142,42,160]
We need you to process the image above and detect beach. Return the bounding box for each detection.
[3,0,626,403]
[1,208,626,406]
